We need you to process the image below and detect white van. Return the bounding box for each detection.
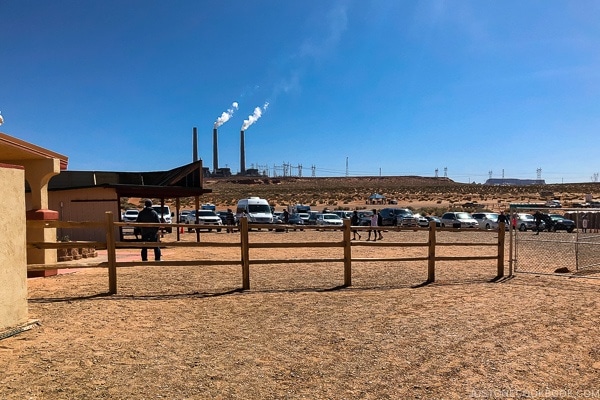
[152,205,173,233]
[236,197,273,224]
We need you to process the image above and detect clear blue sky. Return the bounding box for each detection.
[1,1,599,184]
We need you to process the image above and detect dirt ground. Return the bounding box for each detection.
[3,228,600,399]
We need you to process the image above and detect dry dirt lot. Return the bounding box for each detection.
[2,228,600,399]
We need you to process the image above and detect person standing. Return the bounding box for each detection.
[582,214,588,233]
[282,209,289,224]
[498,211,510,229]
[225,208,235,233]
[533,210,543,235]
[136,199,162,261]
[377,210,384,240]
[351,210,361,240]
[367,209,378,241]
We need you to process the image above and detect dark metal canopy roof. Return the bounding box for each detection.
[47,160,211,199]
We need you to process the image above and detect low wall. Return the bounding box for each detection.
[0,164,28,331]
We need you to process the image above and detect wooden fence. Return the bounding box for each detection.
[27,212,506,294]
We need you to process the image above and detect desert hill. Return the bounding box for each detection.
[169,176,600,213]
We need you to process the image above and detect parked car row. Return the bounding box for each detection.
[122,200,577,235]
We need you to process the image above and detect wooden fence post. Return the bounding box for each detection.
[497,222,505,278]
[427,221,436,283]
[240,217,250,290]
[105,212,117,295]
[343,218,352,286]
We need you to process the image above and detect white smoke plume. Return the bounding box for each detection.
[241,102,269,131]
[0,112,3,126]
[214,102,239,128]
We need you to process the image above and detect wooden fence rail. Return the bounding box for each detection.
[27,212,506,294]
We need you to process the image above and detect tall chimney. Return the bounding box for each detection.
[240,130,246,175]
[212,128,218,173]
[193,127,198,162]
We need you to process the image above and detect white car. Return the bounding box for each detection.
[316,213,344,227]
[472,212,499,230]
[515,213,539,231]
[122,209,139,222]
[185,210,223,232]
[412,213,430,228]
[440,212,479,228]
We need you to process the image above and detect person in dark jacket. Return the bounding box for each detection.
[351,210,361,240]
[226,208,236,233]
[377,210,384,240]
[136,199,161,261]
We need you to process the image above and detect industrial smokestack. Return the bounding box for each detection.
[193,127,198,162]
[213,128,218,173]
[240,130,246,175]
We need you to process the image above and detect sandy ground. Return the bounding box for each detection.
[2,228,600,399]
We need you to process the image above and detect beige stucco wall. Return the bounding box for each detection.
[0,165,28,330]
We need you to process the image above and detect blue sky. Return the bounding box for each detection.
[1,1,599,183]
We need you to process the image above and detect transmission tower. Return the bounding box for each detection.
[434,168,438,178]
[537,168,542,180]
[345,157,349,177]
[443,167,448,178]
[488,170,493,180]
[311,165,316,177]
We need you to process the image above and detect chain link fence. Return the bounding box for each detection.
[510,207,600,278]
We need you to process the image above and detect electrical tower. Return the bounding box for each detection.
[434,168,438,178]
[537,168,542,180]
[443,167,448,178]
[488,170,493,180]
[345,157,349,177]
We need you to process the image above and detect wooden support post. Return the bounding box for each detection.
[343,218,352,286]
[427,220,436,283]
[497,222,505,278]
[105,212,118,295]
[240,217,250,290]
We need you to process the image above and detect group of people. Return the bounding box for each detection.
[350,209,383,241]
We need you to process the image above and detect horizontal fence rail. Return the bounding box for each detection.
[27,212,506,294]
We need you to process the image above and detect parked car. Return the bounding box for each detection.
[478,214,510,230]
[288,213,305,226]
[184,209,223,232]
[179,210,191,223]
[395,210,419,227]
[297,212,310,224]
[122,209,139,222]
[472,212,499,229]
[543,213,575,233]
[151,205,173,233]
[379,208,414,226]
[515,213,540,231]
[412,213,430,228]
[471,212,510,230]
[331,210,352,219]
[545,200,562,208]
[357,210,374,226]
[440,212,479,228]
[316,213,344,227]
[307,213,320,225]
[424,215,442,227]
